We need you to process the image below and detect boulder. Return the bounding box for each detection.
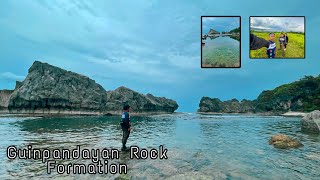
[301,110,320,134]
[269,134,303,149]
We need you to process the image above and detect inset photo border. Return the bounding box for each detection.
[249,16,306,59]
[201,16,241,68]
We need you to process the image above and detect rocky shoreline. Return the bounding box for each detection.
[0,61,178,116]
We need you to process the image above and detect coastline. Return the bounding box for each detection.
[197,111,307,117]
[0,110,307,118]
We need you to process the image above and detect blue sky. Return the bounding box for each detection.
[0,0,319,112]
[202,17,240,34]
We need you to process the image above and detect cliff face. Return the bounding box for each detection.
[4,61,178,115]
[198,75,320,114]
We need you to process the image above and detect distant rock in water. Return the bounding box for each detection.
[198,97,255,113]
[207,28,220,35]
[269,134,303,149]
[106,86,178,114]
[198,75,320,114]
[4,61,178,115]
[301,110,320,134]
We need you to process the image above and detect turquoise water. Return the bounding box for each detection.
[202,36,240,67]
[0,113,319,179]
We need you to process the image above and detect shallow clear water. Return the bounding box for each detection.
[0,113,319,179]
[202,36,240,67]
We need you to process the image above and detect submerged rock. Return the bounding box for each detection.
[269,134,303,149]
[5,61,178,115]
[301,110,320,134]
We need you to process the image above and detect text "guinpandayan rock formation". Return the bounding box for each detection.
[0,61,178,115]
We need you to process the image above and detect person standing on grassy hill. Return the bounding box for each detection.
[284,33,289,50]
[267,33,276,58]
[279,33,286,57]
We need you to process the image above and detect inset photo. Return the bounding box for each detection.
[201,16,241,68]
[250,16,305,59]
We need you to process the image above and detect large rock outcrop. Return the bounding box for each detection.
[5,61,178,115]
[301,110,320,134]
[8,61,107,114]
[199,75,320,114]
[105,86,178,114]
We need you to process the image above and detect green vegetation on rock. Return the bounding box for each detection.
[199,75,320,114]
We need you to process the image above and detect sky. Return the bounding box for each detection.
[250,17,305,32]
[202,17,240,34]
[0,0,319,112]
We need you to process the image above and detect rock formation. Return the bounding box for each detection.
[269,134,303,149]
[105,86,179,114]
[2,61,178,115]
[301,110,320,133]
[207,29,220,35]
[8,61,108,114]
[198,97,255,113]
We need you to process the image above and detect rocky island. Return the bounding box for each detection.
[198,75,320,115]
[0,61,178,115]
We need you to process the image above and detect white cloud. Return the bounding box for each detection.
[0,72,24,81]
[202,17,217,23]
[250,17,304,32]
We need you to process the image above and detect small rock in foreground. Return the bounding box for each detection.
[269,134,303,149]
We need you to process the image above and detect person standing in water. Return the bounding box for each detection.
[120,105,132,151]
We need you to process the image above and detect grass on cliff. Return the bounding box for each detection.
[250,31,305,59]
